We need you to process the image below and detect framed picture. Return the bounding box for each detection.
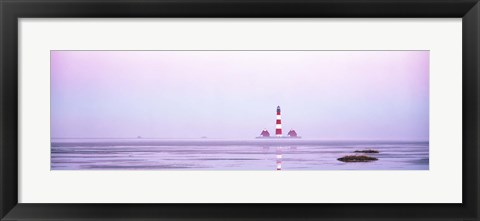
[1,0,479,220]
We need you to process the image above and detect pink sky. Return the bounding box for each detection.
[51,51,429,140]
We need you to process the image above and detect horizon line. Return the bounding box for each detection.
[50,137,429,142]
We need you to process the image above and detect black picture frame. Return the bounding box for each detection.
[1,0,479,220]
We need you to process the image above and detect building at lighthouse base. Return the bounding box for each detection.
[256,129,301,139]
[255,136,302,139]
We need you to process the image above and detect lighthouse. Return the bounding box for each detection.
[255,106,301,139]
[276,106,282,137]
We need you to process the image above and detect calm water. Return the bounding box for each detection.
[51,139,429,170]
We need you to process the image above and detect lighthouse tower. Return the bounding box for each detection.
[276,106,282,137]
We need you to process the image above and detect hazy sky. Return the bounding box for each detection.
[51,51,429,140]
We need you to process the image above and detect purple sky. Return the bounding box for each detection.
[51,51,429,140]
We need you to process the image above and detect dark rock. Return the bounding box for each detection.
[338,155,378,162]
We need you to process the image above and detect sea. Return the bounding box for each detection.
[51,139,429,170]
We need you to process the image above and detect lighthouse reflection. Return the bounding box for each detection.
[261,146,297,171]
[276,147,283,170]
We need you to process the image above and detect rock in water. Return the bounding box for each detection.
[338,155,378,162]
[354,149,379,153]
